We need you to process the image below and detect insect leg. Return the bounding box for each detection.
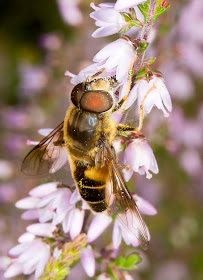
[116,124,145,139]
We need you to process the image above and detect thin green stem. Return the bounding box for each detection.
[133,0,157,76]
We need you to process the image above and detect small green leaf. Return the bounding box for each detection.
[131,8,137,20]
[138,1,149,23]
[145,57,156,65]
[136,65,148,80]
[119,24,132,34]
[153,1,170,22]
[138,0,169,24]
[119,20,141,34]
[121,12,132,22]
[115,254,142,270]
[139,42,149,51]
[106,265,119,280]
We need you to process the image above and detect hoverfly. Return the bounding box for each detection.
[22,70,150,249]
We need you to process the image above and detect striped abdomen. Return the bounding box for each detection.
[73,160,109,212]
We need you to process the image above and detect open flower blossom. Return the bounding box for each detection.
[126,76,172,116]
[115,0,147,11]
[4,233,50,279]
[87,194,157,248]
[93,38,136,83]
[123,137,159,181]
[16,182,85,240]
[90,3,130,38]
[71,37,136,85]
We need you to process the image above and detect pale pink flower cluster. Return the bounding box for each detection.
[161,0,203,103]
[70,0,172,120]
[5,182,157,278]
[4,232,51,279]
[168,108,203,178]
[5,0,173,278]
[16,182,85,240]
[57,0,83,26]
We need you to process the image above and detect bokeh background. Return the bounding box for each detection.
[0,0,202,279]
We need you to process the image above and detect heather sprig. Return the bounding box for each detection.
[4,0,171,279]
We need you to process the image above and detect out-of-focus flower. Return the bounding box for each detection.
[57,0,83,26]
[153,261,189,280]
[178,0,203,45]
[38,128,53,136]
[115,0,147,11]
[0,160,14,180]
[4,237,50,279]
[81,245,95,277]
[39,33,62,50]
[19,64,48,96]
[87,195,156,248]
[123,137,159,181]
[0,256,10,271]
[16,183,85,240]
[126,76,172,116]
[180,43,203,76]
[90,3,130,38]
[163,66,194,101]
[180,149,202,177]
[4,134,26,156]
[0,183,17,203]
[168,108,203,149]
[1,107,29,129]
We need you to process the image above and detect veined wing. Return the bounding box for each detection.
[102,139,150,250]
[21,121,68,177]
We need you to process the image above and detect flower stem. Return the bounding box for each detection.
[133,0,157,76]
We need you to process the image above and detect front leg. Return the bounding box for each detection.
[116,124,145,138]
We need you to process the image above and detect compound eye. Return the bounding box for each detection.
[71,83,83,107]
[80,91,113,113]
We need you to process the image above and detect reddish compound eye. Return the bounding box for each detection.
[71,83,83,107]
[80,91,113,113]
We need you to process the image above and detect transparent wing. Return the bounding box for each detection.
[21,121,68,177]
[102,139,150,250]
